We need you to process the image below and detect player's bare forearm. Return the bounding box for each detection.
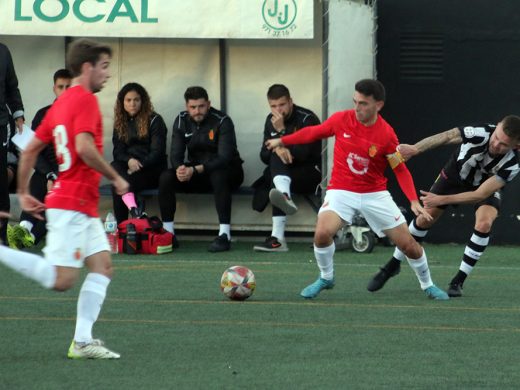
[420,176,504,206]
[414,128,462,154]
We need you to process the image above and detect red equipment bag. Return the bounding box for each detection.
[117,216,174,255]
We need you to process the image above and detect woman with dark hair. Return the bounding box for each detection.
[111,82,167,223]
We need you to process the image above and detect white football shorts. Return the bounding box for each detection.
[43,209,110,268]
[319,189,406,237]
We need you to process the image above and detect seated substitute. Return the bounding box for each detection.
[9,69,72,249]
[158,86,243,252]
[111,82,167,224]
[253,84,321,252]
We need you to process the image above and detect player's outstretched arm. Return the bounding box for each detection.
[420,176,505,207]
[76,132,129,195]
[398,127,462,161]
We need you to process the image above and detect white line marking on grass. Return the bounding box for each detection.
[1,315,520,333]
[113,258,520,272]
[2,295,520,313]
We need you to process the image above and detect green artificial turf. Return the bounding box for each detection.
[1,241,519,389]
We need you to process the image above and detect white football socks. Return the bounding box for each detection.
[406,249,433,289]
[314,242,335,280]
[271,216,286,241]
[273,175,292,197]
[393,246,407,262]
[0,245,56,289]
[219,224,231,240]
[19,220,34,234]
[74,273,110,343]
[163,221,174,234]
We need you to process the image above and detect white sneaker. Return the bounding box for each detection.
[269,189,298,215]
[67,339,121,359]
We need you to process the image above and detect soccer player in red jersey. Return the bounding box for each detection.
[266,79,448,300]
[0,39,129,359]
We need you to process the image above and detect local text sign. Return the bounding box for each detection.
[0,0,314,39]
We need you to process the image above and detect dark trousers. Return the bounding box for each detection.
[269,153,321,217]
[0,124,9,244]
[158,164,244,224]
[111,160,166,224]
[19,171,48,244]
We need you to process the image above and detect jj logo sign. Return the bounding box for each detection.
[262,0,298,37]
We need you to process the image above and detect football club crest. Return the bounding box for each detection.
[209,129,214,140]
[464,126,475,138]
[368,145,378,158]
[74,248,82,261]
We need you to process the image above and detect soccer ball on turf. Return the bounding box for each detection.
[220,265,256,300]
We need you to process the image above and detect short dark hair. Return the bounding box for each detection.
[53,68,72,83]
[355,79,386,102]
[501,115,520,141]
[184,86,209,102]
[267,84,291,100]
[66,38,112,77]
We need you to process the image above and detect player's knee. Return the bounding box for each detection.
[314,228,334,247]
[475,220,493,233]
[95,264,114,279]
[53,275,77,292]
[398,239,422,259]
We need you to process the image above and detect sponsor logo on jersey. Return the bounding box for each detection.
[346,152,369,175]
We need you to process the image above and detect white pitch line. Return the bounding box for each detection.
[112,258,520,271]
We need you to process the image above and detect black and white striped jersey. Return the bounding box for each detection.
[442,124,520,188]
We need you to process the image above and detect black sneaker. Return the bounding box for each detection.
[447,282,463,297]
[367,263,401,292]
[253,236,288,252]
[129,207,140,219]
[208,234,231,252]
[172,234,180,249]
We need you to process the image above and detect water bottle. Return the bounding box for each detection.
[125,223,138,255]
[104,211,118,254]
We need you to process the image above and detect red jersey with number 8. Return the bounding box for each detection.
[35,85,103,217]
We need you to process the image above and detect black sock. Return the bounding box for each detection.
[450,270,468,286]
[385,257,401,272]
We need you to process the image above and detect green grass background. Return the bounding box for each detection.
[1,241,519,389]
